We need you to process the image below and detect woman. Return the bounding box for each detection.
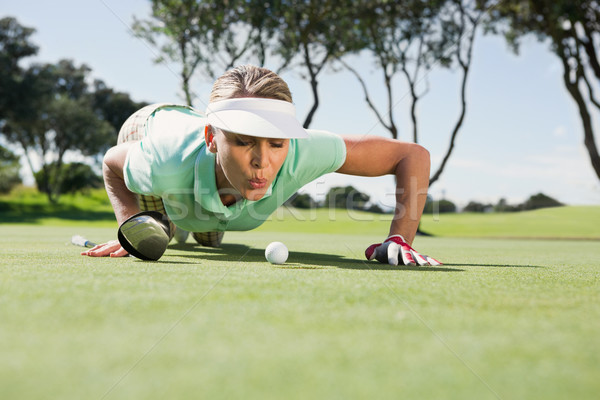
[82,65,440,266]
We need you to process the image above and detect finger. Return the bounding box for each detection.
[82,242,119,257]
[110,247,129,258]
[365,243,380,261]
[83,248,111,257]
[81,248,104,256]
[410,249,430,266]
[80,243,103,255]
[425,256,443,266]
[399,243,416,266]
[386,242,400,266]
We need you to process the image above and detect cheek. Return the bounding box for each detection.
[272,149,289,169]
[219,148,248,179]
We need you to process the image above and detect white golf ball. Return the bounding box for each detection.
[265,241,288,264]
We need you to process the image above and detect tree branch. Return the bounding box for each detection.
[558,40,600,180]
[339,58,392,132]
[430,6,479,185]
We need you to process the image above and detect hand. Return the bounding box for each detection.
[81,240,129,258]
[365,235,442,266]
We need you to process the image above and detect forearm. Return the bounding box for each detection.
[388,146,430,244]
[102,145,140,225]
[336,136,431,245]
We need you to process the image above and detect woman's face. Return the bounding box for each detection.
[208,127,289,204]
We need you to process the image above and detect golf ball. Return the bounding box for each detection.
[265,241,288,264]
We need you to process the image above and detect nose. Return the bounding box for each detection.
[251,142,270,169]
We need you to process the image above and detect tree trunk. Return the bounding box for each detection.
[302,43,320,129]
[563,66,600,180]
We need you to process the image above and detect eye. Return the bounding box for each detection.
[270,141,285,148]
[235,139,250,146]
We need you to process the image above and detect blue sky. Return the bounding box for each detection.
[3,0,599,208]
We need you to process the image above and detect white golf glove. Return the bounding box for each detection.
[365,235,442,266]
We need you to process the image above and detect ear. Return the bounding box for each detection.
[205,125,217,153]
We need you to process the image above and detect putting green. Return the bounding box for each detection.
[0,224,598,399]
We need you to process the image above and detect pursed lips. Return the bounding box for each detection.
[248,178,268,189]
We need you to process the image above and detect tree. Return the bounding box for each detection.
[34,162,102,195]
[272,1,364,127]
[285,192,319,209]
[341,0,485,185]
[0,17,38,118]
[520,192,564,210]
[0,144,21,193]
[485,0,600,181]
[494,198,520,212]
[132,0,272,106]
[2,60,115,202]
[325,186,370,210]
[91,80,148,133]
[0,18,146,201]
[2,60,120,202]
[463,201,492,212]
[423,196,457,213]
[134,1,363,127]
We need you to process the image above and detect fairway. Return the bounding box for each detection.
[1,222,598,399]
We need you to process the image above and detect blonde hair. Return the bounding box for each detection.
[209,65,293,103]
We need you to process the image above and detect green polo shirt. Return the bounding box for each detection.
[123,105,347,232]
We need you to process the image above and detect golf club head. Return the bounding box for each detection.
[118,211,171,261]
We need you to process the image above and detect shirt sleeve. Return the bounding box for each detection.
[287,129,347,187]
[124,140,155,195]
[123,106,205,196]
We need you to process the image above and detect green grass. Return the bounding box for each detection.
[1,189,599,398]
[0,186,115,225]
[1,219,599,399]
[2,186,599,238]
[419,205,600,239]
[253,205,600,239]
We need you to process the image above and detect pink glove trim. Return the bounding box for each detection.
[365,235,443,266]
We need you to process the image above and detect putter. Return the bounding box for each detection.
[117,211,171,261]
[71,235,97,248]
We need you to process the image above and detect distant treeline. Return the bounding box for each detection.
[285,187,564,213]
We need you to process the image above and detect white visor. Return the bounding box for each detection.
[206,98,308,139]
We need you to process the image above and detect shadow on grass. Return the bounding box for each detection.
[164,243,464,272]
[444,263,545,268]
[0,203,115,223]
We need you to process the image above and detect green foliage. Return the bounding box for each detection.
[0,144,21,193]
[494,197,521,212]
[423,197,457,213]
[463,201,493,213]
[484,0,600,180]
[521,192,564,210]
[0,17,38,117]
[491,193,564,212]
[91,80,148,133]
[33,162,102,196]
[133,1,369,125]
[0,18,145,202]
[285,192,318,209]
[133,0,254,105]
[325,185,370,210]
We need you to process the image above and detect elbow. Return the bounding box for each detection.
[410,143,430,166]
[102,147,115,176]
[102,146,124,180]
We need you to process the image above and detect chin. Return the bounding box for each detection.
[244,190,267,201]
